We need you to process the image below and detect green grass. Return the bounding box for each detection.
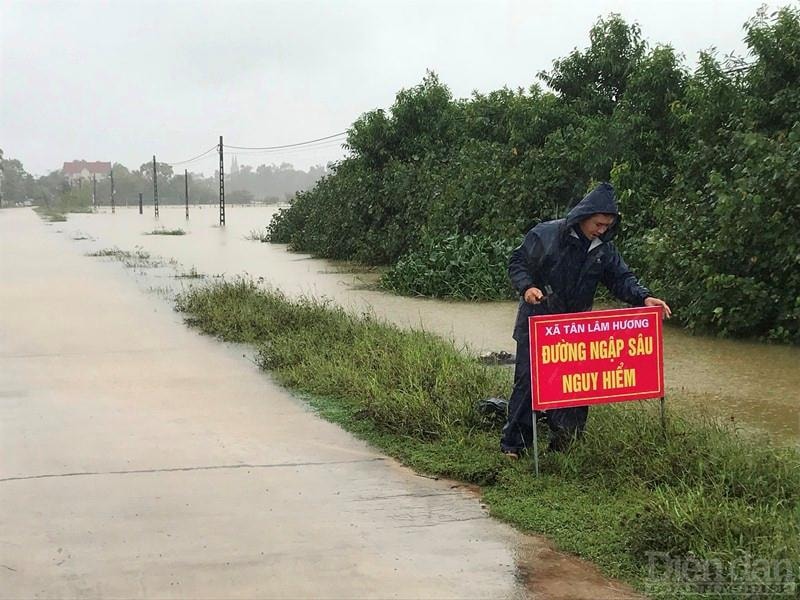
[145,227,186,236]
[175,278,800,599]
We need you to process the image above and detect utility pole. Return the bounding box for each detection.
[110,167,115,214]
[184,169,189,220]
[152,155,159,218]
[92,174,97,208]
[218,135,225,226]
[139,192,143,215]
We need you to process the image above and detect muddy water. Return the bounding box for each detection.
[59,205,799,442]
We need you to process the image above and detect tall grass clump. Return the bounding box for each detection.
[176,279,800,597]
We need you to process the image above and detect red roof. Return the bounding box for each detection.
[62,160,111,175]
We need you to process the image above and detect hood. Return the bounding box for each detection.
[564,182,620,241]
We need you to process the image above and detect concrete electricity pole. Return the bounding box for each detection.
[152,155,159,219]
[185,169,189,220]
[218,136,225,226]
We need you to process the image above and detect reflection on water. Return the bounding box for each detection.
[62,205,799,442]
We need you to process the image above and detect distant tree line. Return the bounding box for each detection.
[0,150,326,209]
[228,162,328,203]
[268,7,800,343]
[0,149,66,207]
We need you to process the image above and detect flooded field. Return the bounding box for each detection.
[49,205,800,442]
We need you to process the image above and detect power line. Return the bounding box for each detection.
[226,139,346,157]
[166,145,219,167]
[224,131,347,151]
[160,131,348,170]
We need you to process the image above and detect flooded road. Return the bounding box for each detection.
[58,205,799,442]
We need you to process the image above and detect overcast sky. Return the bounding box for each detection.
[0,0,789,176]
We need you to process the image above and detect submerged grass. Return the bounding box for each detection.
[245,228,270,242]
[174,266,205,279]
[175,278,800,598]
[319,260,384,275]
[87,246,175,269]
[34,206,68,222]
[34,202,93,222]
[145,227,186,236]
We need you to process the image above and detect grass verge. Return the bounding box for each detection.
[175,278,799,599]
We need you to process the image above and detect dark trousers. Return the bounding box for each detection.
[500,335,589,453]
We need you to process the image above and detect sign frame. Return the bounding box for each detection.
[529,306,665,411]
[527,306,666,475]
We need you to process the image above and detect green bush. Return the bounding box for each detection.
[269,8,800,343]
[382,234,516,299]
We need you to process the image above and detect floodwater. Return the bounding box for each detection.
[58,205,799,442]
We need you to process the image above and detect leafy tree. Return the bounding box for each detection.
[0,155,30,204]
[539,14,645,115]
[138,161,174,182]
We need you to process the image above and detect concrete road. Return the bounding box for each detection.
[0,210,636,599]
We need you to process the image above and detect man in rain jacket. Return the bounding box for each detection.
[501,182,671,456]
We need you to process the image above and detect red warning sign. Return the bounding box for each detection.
[529,306,665,411]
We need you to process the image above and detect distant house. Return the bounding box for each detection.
[62,160,111,183]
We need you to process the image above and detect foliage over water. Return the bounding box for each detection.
[268,7,800,343]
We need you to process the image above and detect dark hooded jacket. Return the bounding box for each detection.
[509,183,650,340]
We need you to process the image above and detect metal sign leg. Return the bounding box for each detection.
[531,411,540,476]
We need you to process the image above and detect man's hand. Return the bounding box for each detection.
[524,287,545,304]
[644,296,672,319]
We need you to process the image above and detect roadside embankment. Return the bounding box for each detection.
[176,278,800,599]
